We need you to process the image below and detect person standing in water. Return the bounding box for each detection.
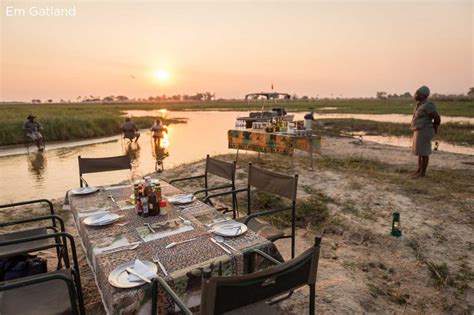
[410,86,441,178]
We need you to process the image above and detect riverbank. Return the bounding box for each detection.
[3,135,473,313]
[1,99,473,146]
[320,119,474,146]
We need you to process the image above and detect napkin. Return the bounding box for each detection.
[94,213,117,224]
[128,259,156,282]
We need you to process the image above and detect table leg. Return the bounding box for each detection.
[236,149,239,162]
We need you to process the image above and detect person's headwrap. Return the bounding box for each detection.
[416,86,430,97]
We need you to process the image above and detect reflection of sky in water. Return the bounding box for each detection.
[0,111,472,203]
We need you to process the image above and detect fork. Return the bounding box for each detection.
[152,256,169,276]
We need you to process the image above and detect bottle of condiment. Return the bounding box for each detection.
[148,191,159,216]
[135,193,143,216]
[141,195,149,217]
[133,182,139,200]
[159,200,168,215]
[155,183,162,201]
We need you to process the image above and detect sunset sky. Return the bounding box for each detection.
[1,1,472,101]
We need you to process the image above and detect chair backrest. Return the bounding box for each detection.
[248,163,298,201]
[200,237,322,314]
[78,155,131,186]
[205,155,236,182]
[78,155,131,175]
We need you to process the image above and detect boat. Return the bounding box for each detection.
[237,92,294,128]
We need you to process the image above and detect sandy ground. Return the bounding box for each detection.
[2,136,473,314]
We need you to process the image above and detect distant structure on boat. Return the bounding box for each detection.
[245,92,291,103]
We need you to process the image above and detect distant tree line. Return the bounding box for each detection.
[29,88,474,104]
[376,88,474,101]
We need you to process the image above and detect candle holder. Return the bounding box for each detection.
[391,212,402,237]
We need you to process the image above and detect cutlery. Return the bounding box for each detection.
[213,236,237,251]
[178,216,192,225]
[210,238,231,254]
[165,238,198,249]
[102,242,140,254]
[209,225,242,233]
[108,195,120,208]
[152,256,169,276]
[125,268,151,283]
[234,226,242,236]
[144,223,155,234]
[179,205,203,211]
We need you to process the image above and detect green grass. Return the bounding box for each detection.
[0,98,472,146]
[0,103,186,146]
[250,191,333,231]
[319,119,474,146]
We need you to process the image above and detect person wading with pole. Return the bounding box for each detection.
[410,86,441,178]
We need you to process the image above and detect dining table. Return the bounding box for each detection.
[68,181,283,314]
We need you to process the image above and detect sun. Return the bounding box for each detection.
[154,69,169,81]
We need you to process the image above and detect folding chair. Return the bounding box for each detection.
[170,155,238,217]
[0,232,85,315]
[78,154,131,187]
[152,236,322,315]
[24,131,45,152]
[0,199,65,265]
[204,163,298,258]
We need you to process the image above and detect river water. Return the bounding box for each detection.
[0,111,472,203]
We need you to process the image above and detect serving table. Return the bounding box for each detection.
[228,129,322,167]
[69,182,282,314]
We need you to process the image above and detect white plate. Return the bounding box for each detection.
[212,221,247,237]
[83,213,122,226]
[71,187,100,195]
[167,194,196,205]
[108,260,157,288]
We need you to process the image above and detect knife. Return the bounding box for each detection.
[101,241,141,254]
[210,238,231,254]
[125,268,152,283]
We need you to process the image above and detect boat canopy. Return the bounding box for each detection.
[245,92,291,100]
